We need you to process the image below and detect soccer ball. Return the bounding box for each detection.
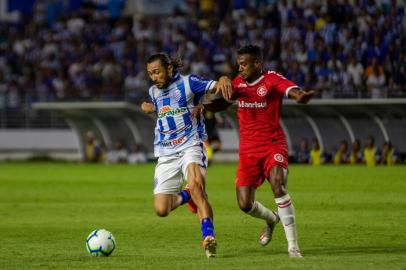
[86,229,116,256]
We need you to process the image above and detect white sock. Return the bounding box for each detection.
[275,194,299,250]
[247,201,277,224]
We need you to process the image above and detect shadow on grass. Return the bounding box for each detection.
[220,247,288,258]
[304,246,406,255]
[219,245,406,259]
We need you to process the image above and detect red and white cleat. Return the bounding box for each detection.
[259,212,279,246]
[288,247,303,258]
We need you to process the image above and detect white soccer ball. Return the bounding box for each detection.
[86,229,116,256]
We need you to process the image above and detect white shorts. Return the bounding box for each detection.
[153,144,208,194]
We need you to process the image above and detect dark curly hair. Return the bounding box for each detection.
[146,53,183,73]
[237,45,263,62]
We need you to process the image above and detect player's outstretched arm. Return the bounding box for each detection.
[141,102,156,113]
[203,97,234,113]
[288,88,315,104]
[212,76,233,100]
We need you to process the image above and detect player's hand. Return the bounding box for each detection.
[215,76,233,100]
[141,102,155,113]
[191,104,204,119]
[296,90,316,104]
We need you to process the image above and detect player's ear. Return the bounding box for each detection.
[254,59,262,69]
[167,64,174,78]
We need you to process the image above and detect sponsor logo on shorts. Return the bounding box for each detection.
[257,85,267,96]
[274,153,284,162]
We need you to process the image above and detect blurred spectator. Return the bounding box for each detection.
[309,138,324,166]
[346,55,364,98]
[366,62,386,98]
[52,70,68,100]
[295,137,310,164]
[84,131,104,162]
[363,135,378,166]
[349,139,363,165]
[128,143,147,164]
[106,139,128,164]
[1,0,406,134]
[0,72,6,110]
[380,141,397,165]
[124,67,149,103]
[333,140,349,165]
[315,75,333,99]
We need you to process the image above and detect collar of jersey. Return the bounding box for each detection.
[245,74,264,86]
[171,73,181,83]
[160,73,181,92]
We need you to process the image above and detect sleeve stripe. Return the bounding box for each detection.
[205,80,216,92]
[285,85,299,98]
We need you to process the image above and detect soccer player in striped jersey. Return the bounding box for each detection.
[141,52,231,258]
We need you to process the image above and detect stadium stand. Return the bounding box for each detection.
[0,0,405,163]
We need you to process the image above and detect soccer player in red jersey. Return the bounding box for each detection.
[206,45,314,258]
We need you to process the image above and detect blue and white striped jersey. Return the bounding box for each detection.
[149,73,216,157]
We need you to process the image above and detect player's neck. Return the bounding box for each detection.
[245,70,263,84]
[160,73,180,89]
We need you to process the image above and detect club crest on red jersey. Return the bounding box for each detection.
[257,85,267,97]
[274,153,284,162]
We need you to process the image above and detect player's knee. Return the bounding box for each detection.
[270,173,286,197]
[237,199,253,213]
[154,205,170,217]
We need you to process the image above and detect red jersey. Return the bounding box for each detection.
[231,71,297,154]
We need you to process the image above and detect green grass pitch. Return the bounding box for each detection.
[0,162,405,269]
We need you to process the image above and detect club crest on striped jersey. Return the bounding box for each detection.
[160,89,182,102]
[172,89,182,101]
[274,153,284,162]
[257,85,267,97]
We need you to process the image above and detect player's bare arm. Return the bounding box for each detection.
[141,102,155,113]
[211,76,233,100]
[288,88,315,104]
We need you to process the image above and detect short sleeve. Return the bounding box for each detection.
[188,74,215,95]
[267,71,298,97]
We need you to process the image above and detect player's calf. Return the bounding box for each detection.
[183,185,198,214]
[275,194,301,257]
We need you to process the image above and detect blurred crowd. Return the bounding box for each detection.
[83,130,148,164]
[294,135,399,165]
[0,0,405,114]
